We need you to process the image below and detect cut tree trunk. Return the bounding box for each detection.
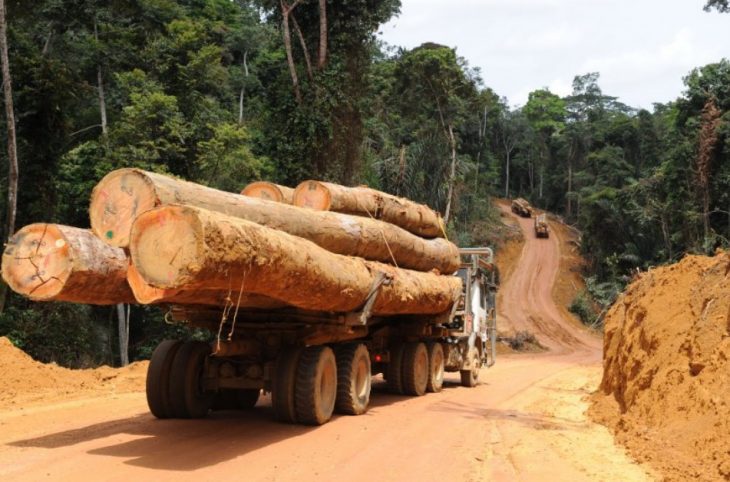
[90,169,459,273]
[241,181,294,204]
[292,180,445,239]
[127,262,287,308]
[130,205,462,316]
[1,224,134,305]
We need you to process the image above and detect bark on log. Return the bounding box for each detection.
[292,180,446,238]
[90,169,459,273]
[130,205,462,316]
[127,262,286,308]
[241,181,294,204]
[1,224,134,305]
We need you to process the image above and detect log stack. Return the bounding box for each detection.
[2,169,462,321]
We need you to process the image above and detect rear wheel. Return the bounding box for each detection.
[169,341,214,418]
[335,344,371,415]
[295,346,337,425]
[460,352,480,388]
[146,340,182,419]
[386,344,405,394]
[402,342,428,396]
[426,343,445,393]
[272,347,302,423]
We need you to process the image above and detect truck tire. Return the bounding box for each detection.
[169,341,214,418]
[146,339,182,419]
[426,343,445,393]
[335,344,371,415]
[272,347,302,423]
[295,346,337,425]
[386,344,405,394]
[402,342,428,396]
[212,389,260,411]
[460,353,480,388]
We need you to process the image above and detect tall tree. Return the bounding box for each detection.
[0,0,18,313]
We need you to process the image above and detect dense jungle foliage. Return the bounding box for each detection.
[0,0,727,365]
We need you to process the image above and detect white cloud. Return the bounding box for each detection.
[380,0,730,109]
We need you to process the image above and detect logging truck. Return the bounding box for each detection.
[534,213,549,238]
[1,168,495,427]
[511,198,532,218]
[145,247,497,425]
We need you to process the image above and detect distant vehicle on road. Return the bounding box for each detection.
[534,213,549,238]
[511,198,532,218]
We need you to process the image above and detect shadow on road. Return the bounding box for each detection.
[6,376,486,471]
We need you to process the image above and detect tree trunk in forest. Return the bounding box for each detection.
[539,166,544,199]
[443,124,457,226]
[130,206,462,316]
[293,179,446,238]
[280,0,303,103]
[90,169,459,272]
[1,224,134,305]
[504,152,510,199]
[116,303,129,366]
[94,19,107,136]
[696,97,720,241]
[0,0,19,314]
[567,161,573,219]
[291,14,313,81]
[238,51,248,124]
[318,0,327,68]
[241,181,294,204]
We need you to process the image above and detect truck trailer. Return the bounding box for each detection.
[145,248,498,425]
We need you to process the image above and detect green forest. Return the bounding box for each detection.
[0,0,727,366]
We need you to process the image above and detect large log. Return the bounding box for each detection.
[1,224,134,305]
[292,180,446,238]
[241,181,294,204]
[127,263,287,308]
[90,169,459,273]
[130,205,462,315]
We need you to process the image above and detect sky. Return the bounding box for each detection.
[378,0,730,109]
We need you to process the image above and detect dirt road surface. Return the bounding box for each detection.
[0,206,655,481]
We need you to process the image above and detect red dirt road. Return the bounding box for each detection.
[0,206,653,481]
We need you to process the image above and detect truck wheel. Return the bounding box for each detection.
[460,353,480,388]
[295,346,337,425]
[169,341,214,418]
[402,342,428,396]
[272,347,302,423]
[146,339,182,419]
[426,343,445,393]
[335,344,371,415]
[386,344,405,394]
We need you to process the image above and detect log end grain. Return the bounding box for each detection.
[89,168,160,247]
[292,180,332,210]
[241,182,293,204]
[130,205,205,289]
[1,224,73,300]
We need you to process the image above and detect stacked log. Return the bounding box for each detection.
[129,205,461,315]
[241,181,294,204]
[1,224,134,305]
[89,169,459,273]
[3,169,462,320]
[292,180,446,238]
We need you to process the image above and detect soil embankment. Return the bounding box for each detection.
[0,337,146,411]
[591,252,730,482]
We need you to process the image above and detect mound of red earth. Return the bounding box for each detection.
[0,337,146,410]
[591,252,730,482]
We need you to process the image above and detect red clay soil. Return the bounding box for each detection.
[590,252,730,481]
[0,337,146,410]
